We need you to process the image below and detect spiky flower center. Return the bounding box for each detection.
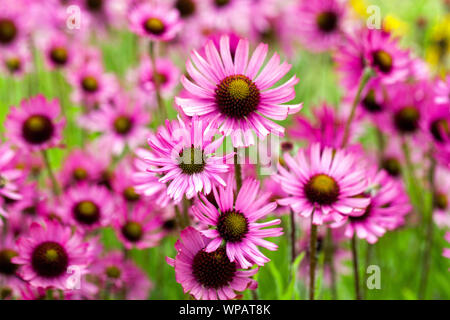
[113,115,133,135]
[86,0,103,12]
[31,241,69,278]
[430,118,449,142]
[381,157,401,177]
[73,167,88,182]
[304,174,340,205]
[5,57,21,73]
[143,18,165,35]
[192,247,237,289]
[0,249,18,275]
[178,146,206,175]
[73,200,100,225]
[105,265,121,279]
[217,210,249,242]
[123,186,140,202]
[434,192,448,210]
[361,89,383,113]
[316,11,338,33]
[216,75,260,119]
[0,19,17,45]
[0,287,12,299]
[50,47,68,66]
[22,115,54,145]
[81,76,99,93]
[175,0,196,18]
[394,106,420,133]
[153,72,168,86]
[372,50,393,74]
[121,221,143,242]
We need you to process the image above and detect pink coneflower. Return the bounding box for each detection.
[89,251,152,299]
[192,177,283,268]
[128,2,181,42]
[379,81,427,136]
[0,233,25,299]
[175,35,301,147]
[199,0,251,35]
[335,28,410,90]
[0,2,28,48]
[132,56,180,99]
[435,76,450,106]
[421,102,450,147]
[276,143,371,225]
[133,148,173,208]
[289,103,355,149]
[0,44,32,77]
[68,62,118,108]
[5,95,65,151]
[167,227,258,300]
[42,32,74,70]
[81,96,150,156]
[143,116,233,202]
[432,168,450,229]
[58,149,103,189]
[112,159,146,204]
[444,233,450,263]
[331,166,411,243]
[112,202,164,250]
[0,143,23,222]
[295,0,347,52]
[12,219,91,290]
[62,184,113,231]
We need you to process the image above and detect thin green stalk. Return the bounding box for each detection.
[309,211,318,300]
[149,41,167,123]
[324,228,337,300]
[290,209,296,263]
[341,67,374,148]
[418,155,436,299]
[351,234,362,300]
[41,150,61,196]
[234,148,242,193]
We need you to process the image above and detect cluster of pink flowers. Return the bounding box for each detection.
[0,0,448,301]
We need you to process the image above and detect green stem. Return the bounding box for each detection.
[351,234,362,300]
[234,148,242,193]
[41,150,61,196]
[290,209,296,263]
[149,41,167,123]
[418,155,436,299]
[341,67,374,148]
[309,211,318,300]
[324,228,337,300]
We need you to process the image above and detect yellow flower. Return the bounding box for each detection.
[425,16,450,72]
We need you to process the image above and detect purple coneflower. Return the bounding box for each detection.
[175,35,302,147]
[192,177,283,268]
[167,227,258,300]
[276,143,370,225]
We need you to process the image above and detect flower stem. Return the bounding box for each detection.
[418,155,436,299]
[290,209,296,263]
[309,211,318,300]
[41,150,61,196]
[324,228,337,299]
[351,234,362,300]
[149,41,167,123]
[234,148,242,193]
[341,67,374,148]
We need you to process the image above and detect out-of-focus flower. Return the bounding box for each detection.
[5,95,65,151]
